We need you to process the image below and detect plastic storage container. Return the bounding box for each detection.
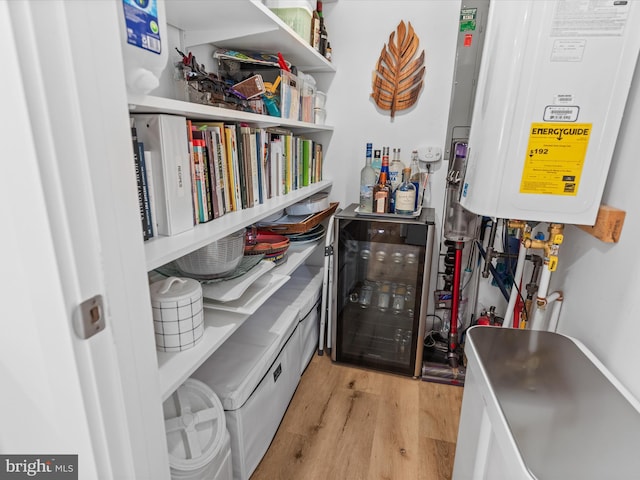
[117,0,169,94]
[265,0,315,43]
[163,379,232,480]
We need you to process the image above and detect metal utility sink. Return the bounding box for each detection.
[454,327,640,479]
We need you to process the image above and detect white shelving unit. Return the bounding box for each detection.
[157,241,321,400]
[134,0,338,423]
[165,0,336,73]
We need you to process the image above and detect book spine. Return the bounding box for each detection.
[249,128,260,206]
[137,141,154,238]
[131,124,151,240]
[186,120,200,225]
[204,128,223,218]
[144,149,158,235]
[302,138,311,187]
[212,126,231,213]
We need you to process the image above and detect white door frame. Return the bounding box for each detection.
[2,1,169,478]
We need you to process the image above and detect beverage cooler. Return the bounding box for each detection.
[330,204,435,377]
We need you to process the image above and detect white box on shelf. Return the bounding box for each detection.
[131,114,194,236]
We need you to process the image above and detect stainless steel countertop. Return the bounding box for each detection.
[467,327,640,479]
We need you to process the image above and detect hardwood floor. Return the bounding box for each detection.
[251,354,464,480]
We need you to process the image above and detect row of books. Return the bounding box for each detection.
[130,114,324,241]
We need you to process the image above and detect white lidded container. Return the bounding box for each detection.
[163,379,232,480]
[150,276,204,352]
[117,0,169,94]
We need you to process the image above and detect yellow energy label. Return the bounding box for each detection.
[520,122,592,195]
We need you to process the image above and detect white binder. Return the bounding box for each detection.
[132,114,194,236]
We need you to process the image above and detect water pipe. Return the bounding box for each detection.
[475,241,511,302]
[502,221,529,328]
[547,292,564,332]
[524,223,564,331]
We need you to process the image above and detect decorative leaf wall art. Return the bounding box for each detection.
[371,20,425,119]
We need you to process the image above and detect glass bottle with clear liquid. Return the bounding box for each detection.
[389,148,406,192]
[394,167,417,214]
[409,150,421,211]
[359,143,376,213]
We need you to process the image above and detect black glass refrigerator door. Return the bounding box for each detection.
[331,204,435,377]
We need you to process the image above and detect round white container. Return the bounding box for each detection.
[150,277,204,352]
[117,0,169,94]
[163,379,231,480]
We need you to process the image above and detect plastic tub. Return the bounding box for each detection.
[163,379,232,480]
[117,0,169,94]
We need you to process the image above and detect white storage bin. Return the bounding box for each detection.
[268,265,324,374]
[192,302,301,480]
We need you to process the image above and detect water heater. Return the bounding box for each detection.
[460,0,640,224]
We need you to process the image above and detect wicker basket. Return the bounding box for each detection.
[175,230,245,278]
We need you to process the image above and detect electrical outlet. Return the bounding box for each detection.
[418,146,442,163]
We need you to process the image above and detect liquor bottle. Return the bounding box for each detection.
[311,7,320,50]
[394,167,417,214]
[373,147,392,213]
[318,1,328,57]
[388,148,406,192]
[359,142,376,213]
[372,149,382,178]
[409,150,421,211]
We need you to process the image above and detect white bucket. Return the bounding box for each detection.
[164,379,231,480]
[117,0,169,94]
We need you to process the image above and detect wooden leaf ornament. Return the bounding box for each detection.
[371,21,425,118]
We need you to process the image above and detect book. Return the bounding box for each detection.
[186,120,200,225]
[212,125,231,213]
[224,124,242,211]
[130,122,151,240]
[131,114,194,236]
[196,124,225,218]
[144,149,158,236]
[137,140,154,239]
[191,137,207,223]
[196,121,232,213]
[314,142,323,183]
[284,133,293,194]
[301,138,313,187]
[237,125,250,209]
[248,127,260,206]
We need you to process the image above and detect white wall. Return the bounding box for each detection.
[323,0,458,218]
[550,58,640,401]
[322,0,460,320]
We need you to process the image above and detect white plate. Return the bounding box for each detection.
[201,260,275,302]
[203,273,290,315]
